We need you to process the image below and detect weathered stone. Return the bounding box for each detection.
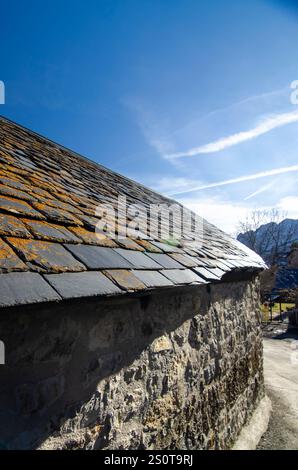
[16,376,65,415]
[45,271,122,299]
[65,243,134,270]
[22,219,81,243]
[0,238,28,272]
[134,239,163,253]
[0,195,45,219]
[0,271,61,307]
[145,253,185,269]
[169,252,200,268]
[0,214,32,238]
[7,238,86,273]
[68,226,118,247]
[0,183,37,202]
[151,335,172,354]
[103,270,146,291]
[0,278,264,450]
[116,238,145,251]
[161,269,206,285]
[32,202,83,225]
[132,270,174,288]
[113,249,162,269]
[194,266,221,281]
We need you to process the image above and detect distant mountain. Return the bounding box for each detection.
[237,218,298,266]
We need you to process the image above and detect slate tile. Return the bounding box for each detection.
[113,248,162,269]
[161,269,207,285]
[116,238,145,251]
[35,195,83,215]
[218,259,235,271]
[104,270,146,291]
[193,267,221,281]
[208,267,228,278]
[201,248,217,260]
[0,184,37,202]
[65,244,133,269]
[32,202,83,226]
[76,214,101,229]
[0,177,29,191]
[21,219,81,243]
[68,226,117,247]
[169,253,199,268]
[232,259,252,268]
[224,259,242,268]
[145,253,184,269]
[188,247,206,258]
[132,270,174,288]
[195,257,217,268]
[149,241,182,253]
[0,238,28,272]
[55,191,84,206]
[0,272,61,307]
[14,154,37,170]
[0,195,45,219]
[29,176,57,193]
[29,185,56,200]
[0,152,14,164]
[7,238,86,273]
[214,260,231,271]
[135,239,163,253]
[0,214,32,238]
[182,248,201,257]
[44,271,122,299]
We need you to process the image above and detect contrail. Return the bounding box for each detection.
[165,110,298,159]
[244,181,275,201]
[169,165,298,196]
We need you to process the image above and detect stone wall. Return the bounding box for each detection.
[0,276,264,450]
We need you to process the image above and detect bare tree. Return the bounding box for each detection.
[237,208,296,266]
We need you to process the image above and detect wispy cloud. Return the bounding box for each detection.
[168,165,298,196]
[165,110,298,159]
[150,176,199,194]
[166,86,288,140]
[123,86,290,159]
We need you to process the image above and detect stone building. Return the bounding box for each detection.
[0,116,266,450]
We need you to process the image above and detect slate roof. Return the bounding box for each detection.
[0,116,266,308]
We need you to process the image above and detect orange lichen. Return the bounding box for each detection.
[0,195,45,218]
[104,269,146,291]
[68,226,118,247]
[116,238,145,251]
[0,184,37,202]
[135,239,162,253]
[0,238,28,272]
[7,237,86,273]
[32,202,83,226]
[0,214,32,238]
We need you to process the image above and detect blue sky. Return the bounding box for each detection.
[1,0,298,233]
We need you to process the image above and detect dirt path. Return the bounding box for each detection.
[257,334,298,450]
